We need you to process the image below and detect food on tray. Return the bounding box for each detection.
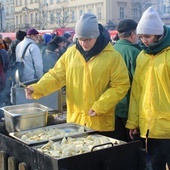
[36,135,119,158]
[20,126,86,142]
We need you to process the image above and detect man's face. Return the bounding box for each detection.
[0,38,3,45]
[30,34,39,42]
[78,38,97,51]
[58,41,65,48]
[67,37,73,43]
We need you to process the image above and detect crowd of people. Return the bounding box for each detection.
[0,6,170,170]
[0,28,74,118]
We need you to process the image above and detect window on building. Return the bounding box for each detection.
[50,13,54,24]
[163,5,166,14]
[79,10,83,17]
[64,11,69,24]
[16,16,18,25]
[56,12,60,25]
[31,13,33,24]
[20,15,22,25]
[119,7,124,19]
[71,10,76,22]
[15,0,18,6]
[97,7,102,19]
[24,14,27,24]
[88,9,92,13]
[11,6,14,13]
[133,7,138,19]
[50,0,54,4]
[35,13,38,23]
[168,5,170,14]
[6,7,9,15]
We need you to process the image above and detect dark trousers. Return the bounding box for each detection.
[96,117,128,140]
[141,138,170,170]
[112,116,130,142]
[97,116,140,142]
[108,116,139,142]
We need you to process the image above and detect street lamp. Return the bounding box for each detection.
[0,3,4,32]
[106,20,115,30]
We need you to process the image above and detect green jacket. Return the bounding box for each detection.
[114,39,141,118]
[126,26,170,138]
[31,43,130,131]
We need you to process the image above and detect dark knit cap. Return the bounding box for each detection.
[53,36,64,44]
[63,32,71,39]
[61,36,66,42]
[27,28,39,35]
[117,19,137,33]
[16,30,26,41]
[47,40,59,51]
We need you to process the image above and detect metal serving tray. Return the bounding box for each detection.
[2,103,51,132]
[31,134,127,160]
[9,123,96,145]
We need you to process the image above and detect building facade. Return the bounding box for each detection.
[158,0,170,24]
[0,1,5,32]
[0,0,170,32]
[0,0,14,32]
[13,0,134,31]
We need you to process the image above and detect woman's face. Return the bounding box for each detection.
[138,34,155,47]
[0,38,3,45]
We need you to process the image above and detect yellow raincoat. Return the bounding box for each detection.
[32,43,130,131]
[126,47,170,138]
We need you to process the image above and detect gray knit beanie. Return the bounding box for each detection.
[137,6,164,35]
[75,13,100,39]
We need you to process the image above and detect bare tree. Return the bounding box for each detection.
[55,1,71,28]
[131,0,154,21]
[38,3,49,30]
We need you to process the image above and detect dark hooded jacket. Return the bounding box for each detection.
[114,39,141,118]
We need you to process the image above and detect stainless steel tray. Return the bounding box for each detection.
[9,123,96,145]
[31,134,127,160]
[3,103,51,132]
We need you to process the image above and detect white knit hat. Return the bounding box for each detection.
[137,6,164,35]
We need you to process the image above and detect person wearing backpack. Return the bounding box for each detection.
[0,48,11,120]
[8,30,26,67]
[15,28,43,82]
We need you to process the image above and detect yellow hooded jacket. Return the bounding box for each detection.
[126,47,170,139]
[32,43,130,131]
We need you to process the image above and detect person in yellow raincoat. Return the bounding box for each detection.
[25,13,130,137]
[125,7,170,170]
